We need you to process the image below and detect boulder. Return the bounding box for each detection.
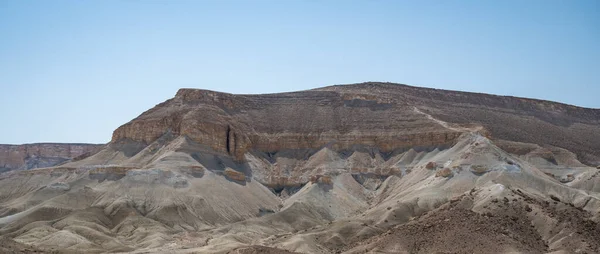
[470,165,489,175]
[435,168,453,178]
[319,175,333,185]
[559,174,575,183]
[425,162,437,170]
[310,175,333,185]
[224,168,246,182]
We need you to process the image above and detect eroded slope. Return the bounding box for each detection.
[1,83,599,253]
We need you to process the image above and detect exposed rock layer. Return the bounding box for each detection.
[0,143,103,172]
[112,82,600,166]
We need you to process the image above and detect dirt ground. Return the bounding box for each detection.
[227,245,300,254]
[0,237,55,254]
[344,193,600,254]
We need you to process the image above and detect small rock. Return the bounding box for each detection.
[470,165,489,175]
[425,161,437,170]
[223,168,246,182]
[435,168,453,178]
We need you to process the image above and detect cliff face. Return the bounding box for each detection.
[0,143,103,172]
[111,82,600,166]
[112,88,463,161]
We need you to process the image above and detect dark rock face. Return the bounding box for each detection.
[112,82,600,166]
[0,143,103,172]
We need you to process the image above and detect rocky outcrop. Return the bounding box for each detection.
[435,168,453,178]
[111,88,465,161]
[309,175,333,185]
[0,143,103,173]
[111,83,600,166]
[223,168,246,182]
[88,166,136,181]
[426,162,438,170]
[470,165,489,175]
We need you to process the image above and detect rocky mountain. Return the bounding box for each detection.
[115,83,600,164]
[0,82,599,253]
[0,143,103,173]
[106,82,599,188]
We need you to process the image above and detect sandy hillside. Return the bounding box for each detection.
[1,83,599,253]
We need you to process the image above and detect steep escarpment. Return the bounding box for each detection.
[112,82,600,167]
[0,143,103,173]
[111,89,463,167]
[318,83,600,166]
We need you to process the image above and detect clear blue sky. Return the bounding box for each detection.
[0,0,598,144]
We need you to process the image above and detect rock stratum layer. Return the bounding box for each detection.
[1,82,599,254]
[113,82,600,166]
[0,143,103,173]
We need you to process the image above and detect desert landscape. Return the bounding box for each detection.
[0,82,598,253]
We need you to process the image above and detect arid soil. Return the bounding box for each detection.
[0,236,53,253]
[1,83,599,253]
[345,193,600,253]
[227,245,300,254]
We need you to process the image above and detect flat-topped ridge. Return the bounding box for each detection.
[111,82,600,166]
